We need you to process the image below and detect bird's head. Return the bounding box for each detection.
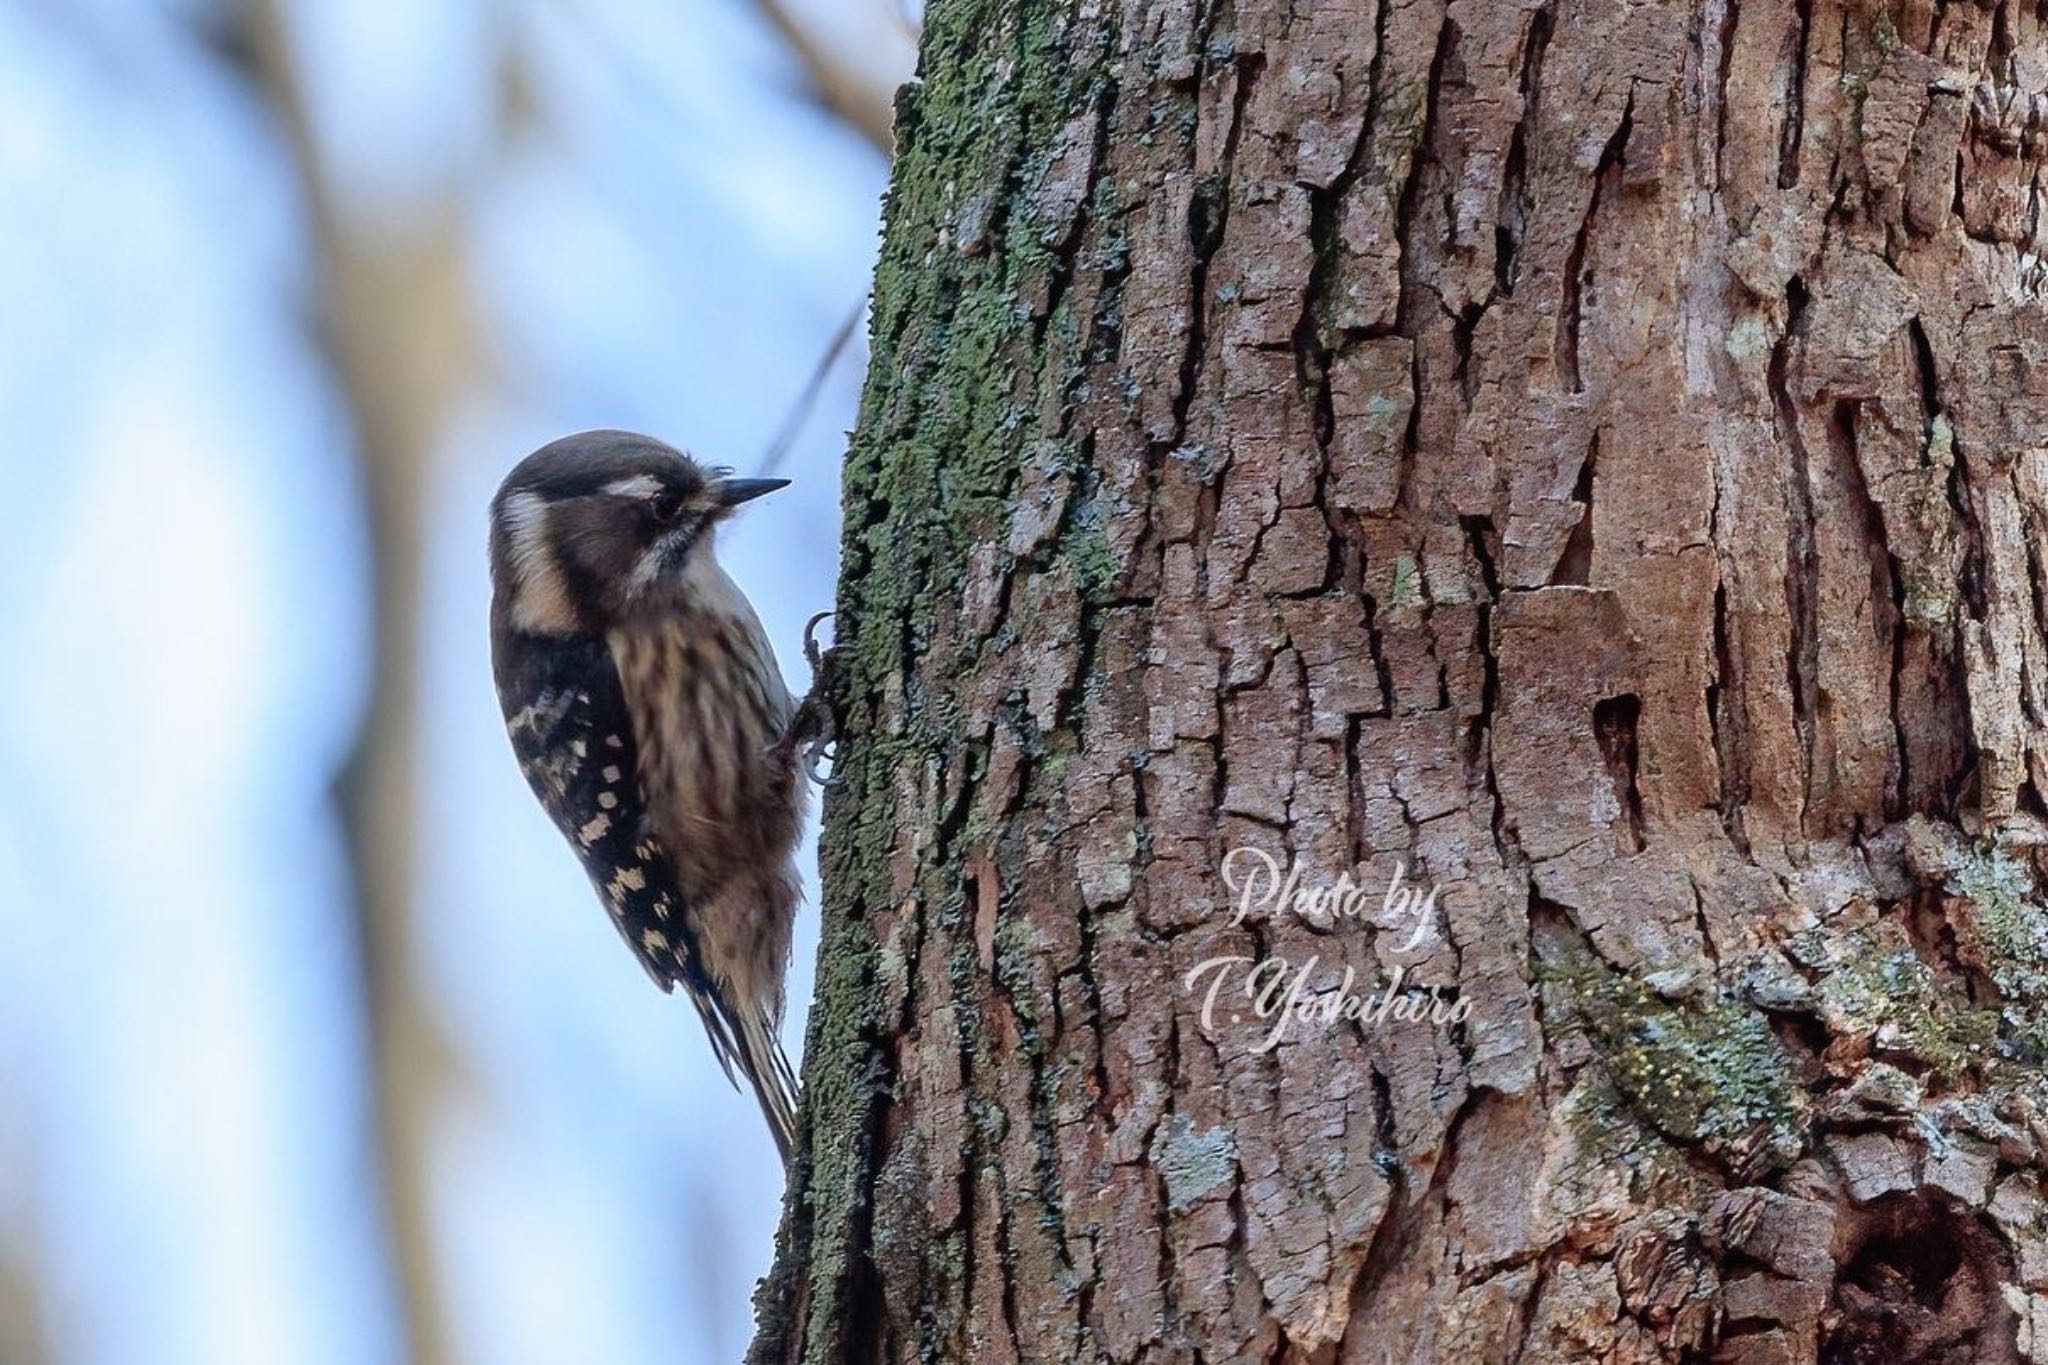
[489,430,788,634]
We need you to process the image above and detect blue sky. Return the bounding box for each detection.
[0,2,903,1361]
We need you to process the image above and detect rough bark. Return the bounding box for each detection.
[756,1,2048,1361]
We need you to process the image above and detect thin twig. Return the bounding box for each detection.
[757,298,866,478]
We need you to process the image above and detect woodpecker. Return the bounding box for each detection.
[488,429,819,1159]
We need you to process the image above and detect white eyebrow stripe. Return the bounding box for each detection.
[602,475,664,498]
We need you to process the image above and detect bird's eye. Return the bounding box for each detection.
[648,491,684,524]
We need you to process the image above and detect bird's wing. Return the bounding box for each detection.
[494,633,769,1107]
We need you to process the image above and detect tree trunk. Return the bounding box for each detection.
[755,1,2048,1361]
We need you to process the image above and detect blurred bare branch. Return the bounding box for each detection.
[233,6,482,1365]
[890,0,925,42]
[0,1101,49,1365]
[752,0,902,153]
[0,1240,49,1365]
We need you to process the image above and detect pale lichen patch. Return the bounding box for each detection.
[1149,1114,1238,1214]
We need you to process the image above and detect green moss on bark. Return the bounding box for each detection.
[1551,950,1806,1175]
[1948,846,2048,1060]
[750,1,1117,1360]
[1813,939,2000,1080]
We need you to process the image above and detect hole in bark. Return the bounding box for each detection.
[1822,1190,2017,1365]
[1708,578,1752,853]
[1495,7,1549,298]
[1557,96,1631,393]
[1771,276,1820,803]
[1946,435,1989,623]
[1778,0,1814,188]
[1908,317,1942,457]
[1188,176,1227,256]
[1494,203,1523,299]
[1453,300,1486,404]
[1593,694,1646,853]
[2018,781,2048,822]
[1550,435,1597,586]
[1461,514,1500,600]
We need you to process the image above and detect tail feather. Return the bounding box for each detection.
[733,1005,799,1162]
[676,967,799,1162]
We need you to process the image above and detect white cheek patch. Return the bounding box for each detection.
[500,491,579,633]
[625,517,713,599]
[500,491,550,574]
[625,539,672,597]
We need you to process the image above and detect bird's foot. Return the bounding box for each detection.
[779,611,842,787]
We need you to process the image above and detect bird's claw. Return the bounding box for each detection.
[801,736,839,787]
[777,692,837,787]
[802,610,834,675]
[781,611,843,788]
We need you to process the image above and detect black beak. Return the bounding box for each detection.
[715,477,791,507]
